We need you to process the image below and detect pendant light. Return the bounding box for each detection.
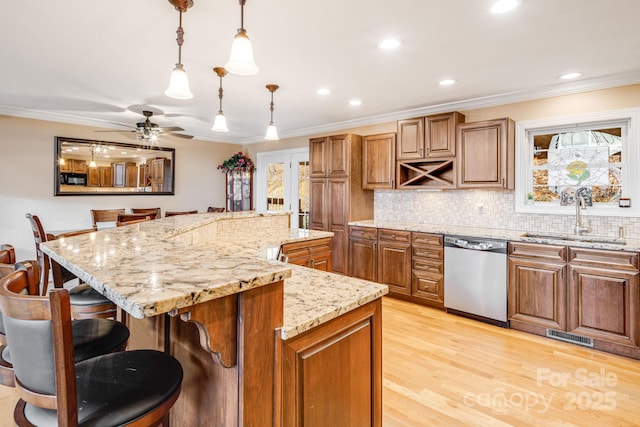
[225,0,259,76]
[165,0,194,99]
[211,67,229,132]
[89,146,97,168]
[264,84,279,140]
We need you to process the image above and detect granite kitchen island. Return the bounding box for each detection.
[42,212,387,426]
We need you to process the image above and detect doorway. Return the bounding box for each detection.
[256,148,310,229]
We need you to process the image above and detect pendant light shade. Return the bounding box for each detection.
[264,84,279,141]
[225,0,259,76]
[165,64,193,99]
[211,67,229,132]
[165,1,194,99]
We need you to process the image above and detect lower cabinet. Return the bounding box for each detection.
[280,299,382,427]
[377,229,411,295]
[280,237,332,271]
[509,242,640,359]
[348,226,445,308]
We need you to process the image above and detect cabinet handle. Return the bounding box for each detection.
[311,259,316,269]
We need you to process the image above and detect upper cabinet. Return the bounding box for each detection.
[363,133,396,189]
[425,112,465,158]
[397,118,424,160]
[456,117,515,189]
[310,134,351,178]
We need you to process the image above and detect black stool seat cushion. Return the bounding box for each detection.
[69,284,112,306]
[22,350,183,426]
[1,318,128,365]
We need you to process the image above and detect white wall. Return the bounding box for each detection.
[0,115,241,260]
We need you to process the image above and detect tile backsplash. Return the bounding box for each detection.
[374,190,640,239]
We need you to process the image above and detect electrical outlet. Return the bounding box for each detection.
[477,204,484,214]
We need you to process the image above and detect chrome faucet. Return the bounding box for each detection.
[574,195,592,235]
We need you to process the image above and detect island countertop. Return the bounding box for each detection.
[42,212,387,340]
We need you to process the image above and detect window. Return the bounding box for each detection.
[256,148,310,228]
[515,109,640,217]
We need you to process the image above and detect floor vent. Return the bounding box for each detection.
[546,329,594,347]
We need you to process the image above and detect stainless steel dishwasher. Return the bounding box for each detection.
[444,235,508,326]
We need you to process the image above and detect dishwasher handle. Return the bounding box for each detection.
[444,236,507,252]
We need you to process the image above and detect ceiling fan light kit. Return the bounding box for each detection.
[264,84,279,140]
[165,0,194,99]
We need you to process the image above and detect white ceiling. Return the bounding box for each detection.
[2,0,640,144]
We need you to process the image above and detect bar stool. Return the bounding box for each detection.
[165,210,198,217]
[25,213,118,319]
[0,270,182,426]
[0,244,16,264]
[131,207,161,219]
[90,208,126,230]
[116,213,152,226]
[0,264,129,388]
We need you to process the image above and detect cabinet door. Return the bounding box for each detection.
[310,137,326,177]
[456,118,514,189]
[397,118,424,160]
[328,179,348,274]
[349,236,377,281]
[568,265,639,348]
[125,165,137,187]
[327,135,350,177]
[87,167,100,187]
[378,240,411,295]
[411,259,444,305]
[99,166,113,187]
[508,257,567,333]
[59,159,72,173]
[309,179,327,231]
[72,159,87,174]
[425,112,463,158]
[363,133,396,189]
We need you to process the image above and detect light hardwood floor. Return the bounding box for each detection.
[382,297,640,426]
[0,296,638,426]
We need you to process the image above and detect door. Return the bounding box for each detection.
[256,148,310,229]
[363,133,396,189]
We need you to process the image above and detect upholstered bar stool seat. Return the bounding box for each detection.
[18,350,182,426]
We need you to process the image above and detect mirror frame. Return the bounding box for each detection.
[54,136,176,196]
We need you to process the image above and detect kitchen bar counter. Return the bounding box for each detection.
[42,212,386,426]
[349,219,640,251]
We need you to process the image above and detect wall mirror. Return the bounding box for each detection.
[54,136,175,196]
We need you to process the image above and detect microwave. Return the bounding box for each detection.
[60,172,87,186]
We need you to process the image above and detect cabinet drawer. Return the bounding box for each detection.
[412,258,443,275]
[378,229,411,243]
[412,232,443,247]
[412,245,443,260]
[308,238,332,254]
[568,247,639,271]
[349,226,378,240]
[509,242,567,262]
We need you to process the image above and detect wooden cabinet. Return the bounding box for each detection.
[113,162,137,187]
[397,118,424,160]
[309,134,373,275]
[349,227,445,308]
[280,299,382,427]
[362,133,396,189]
[150,158,173,192]
[508,242,568,333]
[396,112,464,189]
[87,167,100,187]
[100,166,113,187]
[456,117,515,189]
[411,232,445,308]
[377,229,411,295]
[348,226,378,282]
[425,112,464,158]
[280,237,332,271]
[568,248,639,356]
[59,159,86,174]
[509,242,640,359]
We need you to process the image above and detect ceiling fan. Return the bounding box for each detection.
[97,110,193,142]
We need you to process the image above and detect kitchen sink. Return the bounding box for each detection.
[521,232,626,245]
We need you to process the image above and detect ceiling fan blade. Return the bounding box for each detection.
[95,130,136,133]
[159,126,184,132]
[168,133,194,140]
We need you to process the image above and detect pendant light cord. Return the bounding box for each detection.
[176,10,184,65]
[218,75,224,113]
[239,0,246,30]
[269,92,275,125]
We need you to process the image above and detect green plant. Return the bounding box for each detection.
[217,152,255,173]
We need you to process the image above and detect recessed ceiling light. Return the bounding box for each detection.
[316,88,331,95]
[349,99,362,106]
[378,39,402,50]
[491,0,521,14]
[559,72,582,80]
[439,79,456,86]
